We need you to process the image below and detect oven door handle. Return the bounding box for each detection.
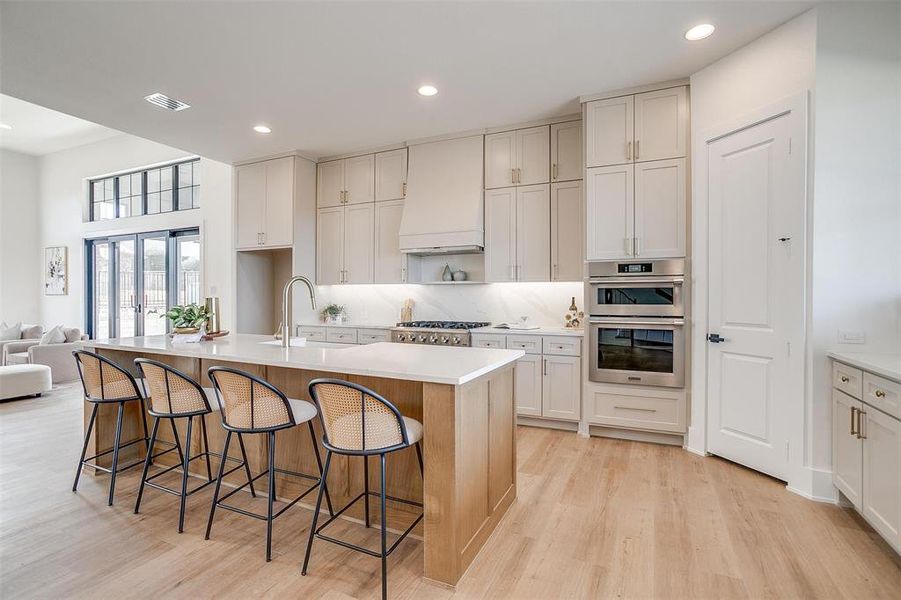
[589,317,685,326]
[588,276,684,285]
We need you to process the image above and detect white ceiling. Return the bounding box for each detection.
[0,1,815,164]
[0,94,121,156]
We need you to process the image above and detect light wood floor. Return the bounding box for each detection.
[2,384,900,599]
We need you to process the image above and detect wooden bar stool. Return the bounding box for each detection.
[205,366,334,561]
[71,350,152,506]
[302,378,424,600]
[133,359,257,533]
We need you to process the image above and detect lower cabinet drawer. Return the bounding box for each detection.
[297,327,327,341]
[542,335,581,357]
[864,373,901,420]
[471,333,506,349]
[833,361,863,400]
[326,328,358,344]
[506,335,542,354]
[590,390,685,433]
[357,328,391,344]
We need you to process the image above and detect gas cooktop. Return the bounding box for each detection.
[391,321,490,346]
[395,321,490,330]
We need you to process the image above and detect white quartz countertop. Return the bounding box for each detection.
[298,322,392,330]
[83,334,524,386]
[828,352,901,383]
[471,326,584,337]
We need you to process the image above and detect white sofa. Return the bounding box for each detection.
[3,327,88,383]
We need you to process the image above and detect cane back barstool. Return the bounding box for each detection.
[205,366,334,561]
[302,378,424,600]
[72,350,153,506]
[133,359,257,533]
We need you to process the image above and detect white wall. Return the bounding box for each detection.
[0,149,41,323]
[36,134,234,332]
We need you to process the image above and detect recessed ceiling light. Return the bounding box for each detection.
[253,125,272,134]
[0,123,11,130]
[685,23,715,41]
[417,85,438,97]
[144,92,191,111]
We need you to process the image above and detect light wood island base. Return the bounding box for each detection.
[84,347,516,587]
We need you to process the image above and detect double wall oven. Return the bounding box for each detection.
[588,259,686,388]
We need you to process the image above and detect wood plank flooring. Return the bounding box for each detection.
[2,383,900,599]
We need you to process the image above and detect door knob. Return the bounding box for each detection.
[707,333,726,343]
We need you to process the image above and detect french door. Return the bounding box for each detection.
[87,228,200,339]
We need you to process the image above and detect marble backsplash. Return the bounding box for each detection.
[295,282,585,328]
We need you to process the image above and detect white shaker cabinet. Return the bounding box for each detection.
[550,180,583,282]
[586,95,633,167]
[235,156,296,249]
[633,158,686,258]
[374,199,407,283]
[235,161,266,249]
[316,207,344,285]
[586,164,634,260]
[514,354,543,417]
[485,126,549,189]
[633,86,689,162]
[484,187,517,282]
[375,148,407,202]
[485,184,550,282]
[542,354,581,421]
[343,203,374,284]
[317,159,345,208]
[833,389,863,510]
[551,121,583,182]
[317,154,375,207]
[861,406,901,551]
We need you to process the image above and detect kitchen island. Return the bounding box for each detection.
[81,334,524,586]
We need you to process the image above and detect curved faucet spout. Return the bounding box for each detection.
[281,275,316,348]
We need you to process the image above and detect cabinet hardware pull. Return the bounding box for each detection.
[511,168,516,184]
[875,389,886,398]
[401,267,406,282]
[517,168,522,183]
[552,163,558,180]
[840,375,850,383]
[614,405,657,413]
[635,140,640,159]
[634,237,640,256]
[627,141,632,160]
[857,410,866,439]
[402,182,407,197]
[544,358,548,376]
[850,406,858,436]
[624,237,631,255]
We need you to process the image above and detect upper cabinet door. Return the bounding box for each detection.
[515,126,550,186]
[633,86,688,162]
[374,199,406,283]
[485,187,517,282]
[516,184,550,281]
[262,156,294,247]
[316,207,344,285]
[633,158,686,258]
[485,131,516,189]
[317,160,344,208]
[551,180,583,281]
[235,162,266,249]
[586,96,633,168]
[344,154,375,205]
[375,148,407,202]
[551,121,583,182]
[586,164,634,260]
[343,203,374,283]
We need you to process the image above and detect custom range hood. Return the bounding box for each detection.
[398,134,484,255]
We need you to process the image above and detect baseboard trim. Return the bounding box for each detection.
[587,425,684,446]
[517,416,579,432]
[787,467,838,504]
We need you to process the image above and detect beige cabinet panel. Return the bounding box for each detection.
[586,96,633,167]
[375,148,407,202]
[344,154,375,205]
[374,199,406,284]
[316,207,344,285]
[833,389,863,509]
[515,126,550,186]
[633,158,686,258]
[551,121,582,182]
[634,86,688,162]
[515,354,542,417]
[235,162,266,249]
[485,187,517,282]
[262,156,295,247]
[343,203,374,283]
[551,181,583,282]
[516,184,550,281]
[542,354,580,420]
[485,131,516,189]
[317,160,344,208]
[586,164,634,260]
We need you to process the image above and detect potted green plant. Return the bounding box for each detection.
[321,303,346,325]
[162,303,211,334]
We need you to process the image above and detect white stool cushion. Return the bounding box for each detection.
[0,364,52,400]
[402,417,423,444]
[287,398,317,424]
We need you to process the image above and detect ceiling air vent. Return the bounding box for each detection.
[144,92,190,112]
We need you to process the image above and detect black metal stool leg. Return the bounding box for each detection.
[177,416,194,533]
[416,442,424,476]
[307,421,334,517]
[107,402,125,506]
[134,416,161,514]
[301,449,331,576]
[380,452,388,600]
[139,397,150,453]
[169,418,185,465]
[363,454,371,528]
[237,433,256,498]
[266,430,276,562]
[73,403,99,492]
[205,431,232,540]
[200,416,213,481]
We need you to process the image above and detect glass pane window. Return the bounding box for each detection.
[93,243,110,339]
[89,159,199,222]
[176,234,201,306]
[142,237,168,336]
[160,167,173,191]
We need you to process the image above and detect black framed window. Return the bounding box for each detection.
[89,158,199,221]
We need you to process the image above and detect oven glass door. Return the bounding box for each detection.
[589,319,684,387]
[589,279,683,317]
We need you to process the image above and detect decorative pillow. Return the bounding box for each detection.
[0,321,22,341]
[63,327,83,343]
[40,325,66,345]
[21,324,44,339]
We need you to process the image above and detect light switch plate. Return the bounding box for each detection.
[838,330,866,344]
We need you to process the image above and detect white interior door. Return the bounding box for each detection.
[706,109,805,482]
